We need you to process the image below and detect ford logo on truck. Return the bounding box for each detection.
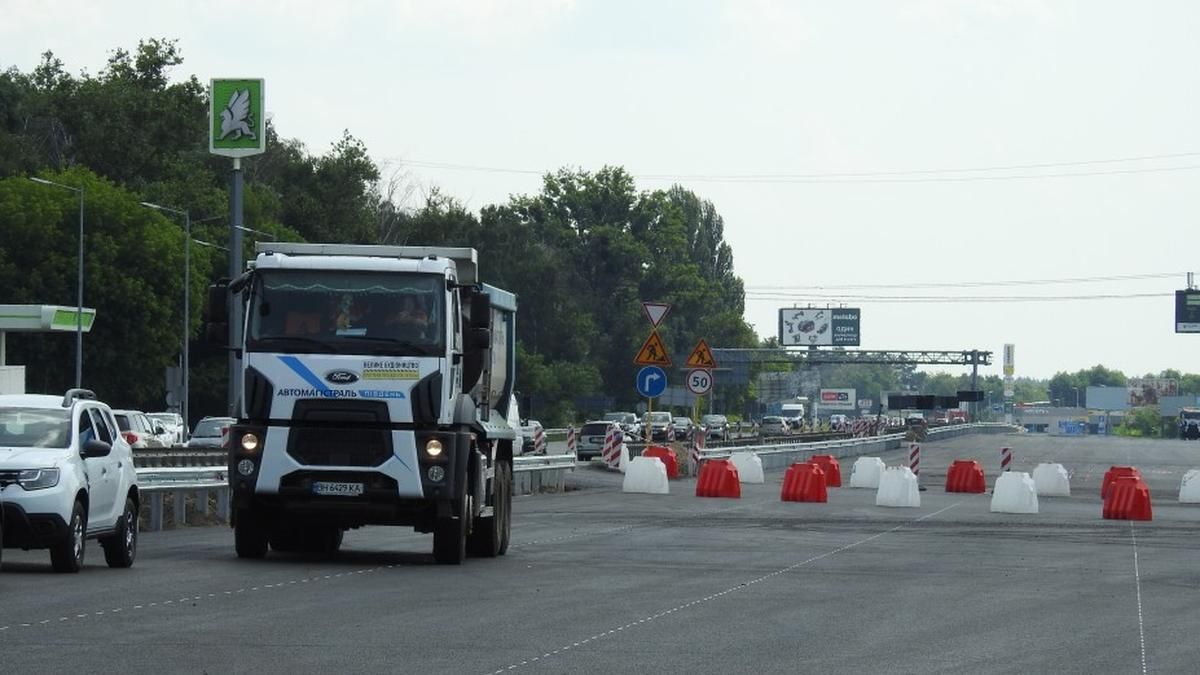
[324,369,359,385]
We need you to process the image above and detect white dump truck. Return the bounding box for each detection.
[205,243,518,564]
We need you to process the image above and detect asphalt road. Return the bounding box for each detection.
[2,432,1198,673]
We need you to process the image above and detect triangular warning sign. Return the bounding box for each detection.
[685,338,717,368]
[642,302,671,328]
[634,331,672,366]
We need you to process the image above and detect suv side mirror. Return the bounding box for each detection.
[154,425,166,435]
[82,439,112,458]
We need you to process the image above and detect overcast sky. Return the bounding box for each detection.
[4,0,1197,380]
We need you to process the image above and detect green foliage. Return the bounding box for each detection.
[0,168,214,409]
[1115,407,1162,438]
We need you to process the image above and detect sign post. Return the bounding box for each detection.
[210,78,266,417]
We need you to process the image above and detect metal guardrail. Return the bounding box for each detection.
[133,452,578,531]
[694,423,1021,471]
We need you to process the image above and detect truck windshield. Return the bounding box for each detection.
[247,270,445,356]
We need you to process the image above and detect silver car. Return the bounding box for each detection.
[576,421,621,460]
[111,410,169,449]
[760,416,790,436]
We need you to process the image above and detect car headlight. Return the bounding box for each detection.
[425,438,444,457]
[18,468,60,490]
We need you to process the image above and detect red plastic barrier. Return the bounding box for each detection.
[781,462,827,503]
[945,459,987,494]
[642,446,679,479]
[1103,476,1152,521]
[808,455,842,487]
[1101,466,1144,498]
[695,459,741,498]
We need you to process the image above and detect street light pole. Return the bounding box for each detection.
[141,202,190,439]
[30,177,85,388]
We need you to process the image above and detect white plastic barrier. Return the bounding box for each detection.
[618,443,630,473]
[730,451,765,484]
[991,472,1039,514]
[622,456,670,495]
[1179,469,1200,503]
[850,457,886,489]
[1032,463,1071,497]
[876,466,920,508]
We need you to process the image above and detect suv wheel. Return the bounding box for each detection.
[100,496,138,568]
[51,500,86,573]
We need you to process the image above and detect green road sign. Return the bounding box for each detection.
[209,78,266,158]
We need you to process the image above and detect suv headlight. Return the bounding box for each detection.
[18,468,60,490]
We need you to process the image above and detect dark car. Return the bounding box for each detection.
[672,416,693,440]
[701,414,729,441]
[576,421,621,460]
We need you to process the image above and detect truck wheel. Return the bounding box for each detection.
[50,500,86,573]
[235,508,269,559]
[302,526,343,558]
[433,490,467,565]
[469,459,512,558]
[100,496,138,568]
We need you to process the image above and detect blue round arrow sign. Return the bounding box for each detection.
[636,366,667,398]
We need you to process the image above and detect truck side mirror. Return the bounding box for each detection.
[469,327,490,350]
[203,281,230,347]
[470,293,491,329]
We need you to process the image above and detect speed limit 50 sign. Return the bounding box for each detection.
[686,369,713,395]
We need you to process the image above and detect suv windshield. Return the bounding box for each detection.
[247,269,445,356]
[580,422,612,436]
[0,408,70,448]
[702,415,726,425]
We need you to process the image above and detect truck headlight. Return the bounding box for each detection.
[425,438,443,457]
[240,432,260,453]
[18,468,60,490]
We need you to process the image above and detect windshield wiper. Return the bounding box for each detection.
[334,335,437,356]
[252,336,337,353]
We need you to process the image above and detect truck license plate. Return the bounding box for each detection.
[312,481,364,496]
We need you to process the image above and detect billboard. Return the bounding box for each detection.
[1003,343,1015,376]
[1176,290,1200,333]
[818,388,856,411]
[779,308,860,347]
[1127,378,1178,407]
[1086,386,1128,411]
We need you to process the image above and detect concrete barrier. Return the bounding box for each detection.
[991,472,1039,514]
[876,467,920,508]
[1033,463,1071,497]
[849,457,885,489]
[622,456,670,494]
[1180,469,1200,503]
[730,451,765,484]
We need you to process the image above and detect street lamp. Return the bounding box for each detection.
[1073,387,1081,408]
[140,202,191,438]
[29,177,85,388]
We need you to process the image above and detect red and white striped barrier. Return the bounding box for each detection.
[602,425,622,469]
[566,426,577,458]
[533,425,547,454]
[909,443,921,478]
[1000,446,1012,473]
[689,427,706,475]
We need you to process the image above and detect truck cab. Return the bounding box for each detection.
[206,244,517,564]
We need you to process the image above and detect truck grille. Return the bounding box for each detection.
[286,400,394,467]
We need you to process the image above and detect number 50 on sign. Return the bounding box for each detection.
[686,369,712,395]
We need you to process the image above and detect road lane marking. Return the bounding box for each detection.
[1130,521,1148,674]
[486,501,964,674]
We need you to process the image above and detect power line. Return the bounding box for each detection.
[744,291,1171,304]
[391,151,1200,184]
[746,272,1187,291]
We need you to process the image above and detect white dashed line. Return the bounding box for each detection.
[1129,521,1148,674]
[487,501,963,674]
[0,563,401,633]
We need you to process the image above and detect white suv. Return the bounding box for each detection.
[0,389,140,572]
